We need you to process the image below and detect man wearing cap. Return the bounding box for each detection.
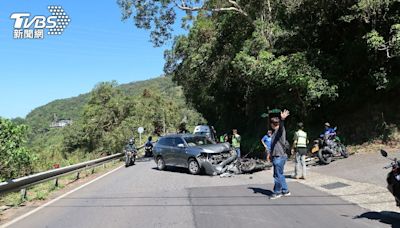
[269,109,291,199]
[323,122,335,136]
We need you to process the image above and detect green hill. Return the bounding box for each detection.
[25,77,191,134]
[23,76,205,171]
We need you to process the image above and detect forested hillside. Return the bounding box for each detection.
[24,77,189,134]
[120,0,400,154]
[4,77,204,178]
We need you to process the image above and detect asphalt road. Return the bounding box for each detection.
[3,159,397,228]
[309,151,400,188]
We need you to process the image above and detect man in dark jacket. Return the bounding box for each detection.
[270,109,290,199]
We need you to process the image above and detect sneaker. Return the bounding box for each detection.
[270,193,283,200]
[300,176,306,180]
[282,191,291,197]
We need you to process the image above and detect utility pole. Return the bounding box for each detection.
[163,110,166,135]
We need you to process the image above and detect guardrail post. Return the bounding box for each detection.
[54,178,59,187]
[76,172,80,180]
[103,163,106,169]
[20,188,27,200]
[91,167,95,174]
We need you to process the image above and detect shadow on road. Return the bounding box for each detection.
[150,167,211,176]
[151,166,189,174]
[248,187,274,196]
[354,211,400,228]
[136,157,153,162]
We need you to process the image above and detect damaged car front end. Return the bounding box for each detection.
[196,146,239,175]
[195,143,271,176]
[153,134,271,176]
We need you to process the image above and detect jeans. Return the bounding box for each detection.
[235,148,241,158]
[294,153,306,178]
[272,156,288,194]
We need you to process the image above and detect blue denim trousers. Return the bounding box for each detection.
[272,156,289,194]
[235,148,241,158]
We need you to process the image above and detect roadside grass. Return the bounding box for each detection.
[347,140,400,155]
[0,160,123,210]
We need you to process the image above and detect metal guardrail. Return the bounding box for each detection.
[0,153,124,195]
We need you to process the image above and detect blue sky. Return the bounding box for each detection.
[0,0,184,118]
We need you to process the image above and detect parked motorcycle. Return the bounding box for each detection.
[310,130,348,164]
[144,146,153,157]
[380,149,400,207]
[125,149,137,167]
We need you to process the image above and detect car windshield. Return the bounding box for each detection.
[184,136,214,147]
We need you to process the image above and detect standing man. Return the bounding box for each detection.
[261,130,273,162]
[270,109,290,199]
[232,129,241,158]
[292,122,308,180]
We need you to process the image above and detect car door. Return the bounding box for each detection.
[156,137,175,165]
[162,138,176,166]
[173,137,188,167]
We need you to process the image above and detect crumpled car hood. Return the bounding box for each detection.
[193,143,231,153]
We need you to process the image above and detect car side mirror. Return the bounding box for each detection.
[380,149,388,157]
[177,143,185,148]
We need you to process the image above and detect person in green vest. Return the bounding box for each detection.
[292,122,308,179]
[232,129,241,158]
[219,133,227,143]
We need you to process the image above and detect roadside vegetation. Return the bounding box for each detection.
[119,0,400,156]
[0,118,34,181]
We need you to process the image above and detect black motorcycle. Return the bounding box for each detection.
[144,145,153,157]
[311,132,348,165]
[124,148,137,167]
[380,149,400,207]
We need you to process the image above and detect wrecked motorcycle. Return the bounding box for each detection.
[380,149,400,207]
[199,149,271,176]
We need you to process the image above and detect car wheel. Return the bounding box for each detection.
[188,158,201,175]
[157,157,166,170]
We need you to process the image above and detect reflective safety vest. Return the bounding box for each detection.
[232,134,241,148]
[294,130,307,148]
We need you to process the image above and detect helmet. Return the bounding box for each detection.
[148,136,152,141]
[129,138,135,144]
[324,122,330,127]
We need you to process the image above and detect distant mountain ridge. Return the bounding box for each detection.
[24,76,186,133]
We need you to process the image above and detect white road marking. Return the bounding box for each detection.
[1,164,124,228]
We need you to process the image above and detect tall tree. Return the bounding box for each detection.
[0,118,34,180]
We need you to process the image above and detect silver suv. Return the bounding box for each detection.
[153,134,232,175]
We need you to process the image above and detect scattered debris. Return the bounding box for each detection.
[219,173,233,178]
[199,149,272,176]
